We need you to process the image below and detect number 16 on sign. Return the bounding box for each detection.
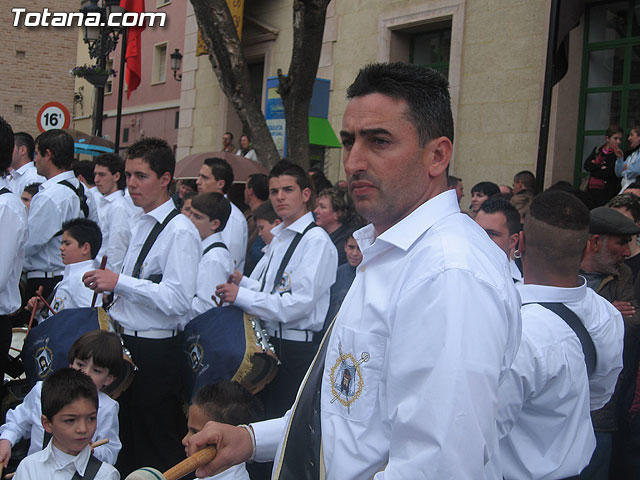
[37,102,70,132]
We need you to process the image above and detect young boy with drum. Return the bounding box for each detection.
[187,192,234,318]
[0,330,123,468]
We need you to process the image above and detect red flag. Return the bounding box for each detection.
[120,0,146,99]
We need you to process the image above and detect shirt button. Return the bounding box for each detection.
[359,266,366,272]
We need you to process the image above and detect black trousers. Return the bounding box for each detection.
[0,315,12,386]
[115,334,187,477]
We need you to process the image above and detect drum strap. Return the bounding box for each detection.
[202,241,228,256]
[131,209,179,280]
[0,187,10,195]
[59,180,89,219]
[524,302,597,377]
[269,222,317,294]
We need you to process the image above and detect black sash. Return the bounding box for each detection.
[267,222,317,295]
[59,179,89,218]
[131,209,179,281]
[202,241,228,256]
[0,187,10,195]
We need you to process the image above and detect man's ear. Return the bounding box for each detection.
[301,187,312,205]
[113,171,121,184]
[41,414,53,434]
[426,136,452,177]
[159,172,172,189]
[80,241,92,258]
[211,218,221,234]
[508,232,520,253]
[589,234,602,252]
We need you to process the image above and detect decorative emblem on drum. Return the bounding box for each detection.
[329,342,370,413]
[277,272,292,292]
[187,341,204,371]
[34,345,53,378]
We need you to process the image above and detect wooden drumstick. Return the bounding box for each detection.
[91,256,108,308]
[124,445,217,480]
[35,291,56,317]
[26,286,43,335]
[4,439,109,479]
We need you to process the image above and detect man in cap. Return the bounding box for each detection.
[579,206,640,478]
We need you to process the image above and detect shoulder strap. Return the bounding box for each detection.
[203,241,228,256]
[270,222,317,294]
[0,187,11,195]
[71,453,102,480]
[132,209,179,279]
[530,302,597,377]
[59,179,89,218]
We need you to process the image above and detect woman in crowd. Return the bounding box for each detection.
[616,125,640,192]
[314,188,355,265]
[470,181,500,217]
[238,134,258,162]
[584,124,623,206]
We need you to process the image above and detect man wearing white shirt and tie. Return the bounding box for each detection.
[188,63,522,480]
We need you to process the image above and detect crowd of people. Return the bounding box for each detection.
[0,61,639,480]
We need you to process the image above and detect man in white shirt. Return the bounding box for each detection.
[0,117,28,387]
[9,131,45,196]
[497,190,624,479]
[24,129,84,300]
[189,63,522,479]
[197,157,248,271]
[216,160,337,420]
[94,153,133,273]
[82,138,200,476]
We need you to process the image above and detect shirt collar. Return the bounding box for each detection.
[354,189,460,252]
[202,231,223,249]
[144,198,176,223]
[102,190,124,203]
[63,259,97,276]
[516,276,588,304]
[271,211,315,237]
[14,161,35,176]
[41,170,76,191]
[40,441,93,476]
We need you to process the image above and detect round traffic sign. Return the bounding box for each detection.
[37,102,71,132]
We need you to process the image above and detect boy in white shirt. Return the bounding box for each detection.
[0,330,123,468]
[26,218,101,318]
[188,192,234,318]
[12,367,119,479]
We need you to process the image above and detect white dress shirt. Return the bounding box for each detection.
[45,259,98,316]
[85,185,102,224]
[96,190,133,273]
[110,199,200,331]
[0,382,121,464]
[0,190,27,315]
[233,211,337,333]
[497,281,624,480]
[13,440,119,480]
[24,171,82,273]
[202,463,250,480]
[219,200,248,272]
[252,190,522,479]
[509,259,523,283]
[239,244,272,291]
[8,162,45,196]
[191,232,234,318]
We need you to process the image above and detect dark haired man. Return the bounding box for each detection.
[447,174,464,203]
[190,63,521,479]
[9,131,44,195]
[222,131,237,154]
[216,160,337,420]
[197,157,248,271]
[244,173,269,275]
[476,196,522,281]
[0,116,28,386]
[24,129,83,299]
[94,153,133,273]
[513,170,536,195]
[607,193,640,282]
[83,137,200,476]
[497,191,623,479]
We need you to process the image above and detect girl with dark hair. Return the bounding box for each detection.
[470,181,500,216]
[616,125,640,192]
[584,124,623,206]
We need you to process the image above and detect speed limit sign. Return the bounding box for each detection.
[37,102,71,132]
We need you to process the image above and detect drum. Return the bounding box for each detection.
[182,305,279,400]
[4,327,28,382]
[21,307,136,399]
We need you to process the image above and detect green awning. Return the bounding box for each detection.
[308,116,342,148]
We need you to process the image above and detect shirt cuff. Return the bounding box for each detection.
[113,274,139,296]
[233,286,257,311]
[251,416,287,463]
[239,276,260,290]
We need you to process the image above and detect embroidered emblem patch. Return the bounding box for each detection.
[52,297,64,312]
[277,272,292,292]
[329,342,370,413]
[187,341,204,371]
[35,345,53,377]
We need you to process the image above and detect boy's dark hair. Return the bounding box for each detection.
[225,131,234,140]
[190,192,231,232]
[14,131,35,160]
[192,380,264,425]
[269,160,316,209]
[61,218,103,259]
[126,137,175,181]
[41,367,98,421]
[471,181,500,198]
[95,153,126,190]
[67,330,123,378]
[247,173,269,201]
[447,175,461,188]
[35,129,75,170]
[181,178,197,192]
[478,197,522,236]
[203,157,234,194]
[607,193,640,223]
[73,160,96,186]
[346,62,454,146]
[252,201,280,224]
[23,183,41,197]
[513,170,536,192]
[0,116,14,175]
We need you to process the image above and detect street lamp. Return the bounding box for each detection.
[79,0,124,137]
[170,49,183,81]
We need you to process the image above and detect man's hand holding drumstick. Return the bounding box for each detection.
[214,275,238,306]
[82,269,119,293]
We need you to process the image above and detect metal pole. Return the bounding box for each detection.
[535,0,560,193]
[93,38,107,137]
[115,27,128,153]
